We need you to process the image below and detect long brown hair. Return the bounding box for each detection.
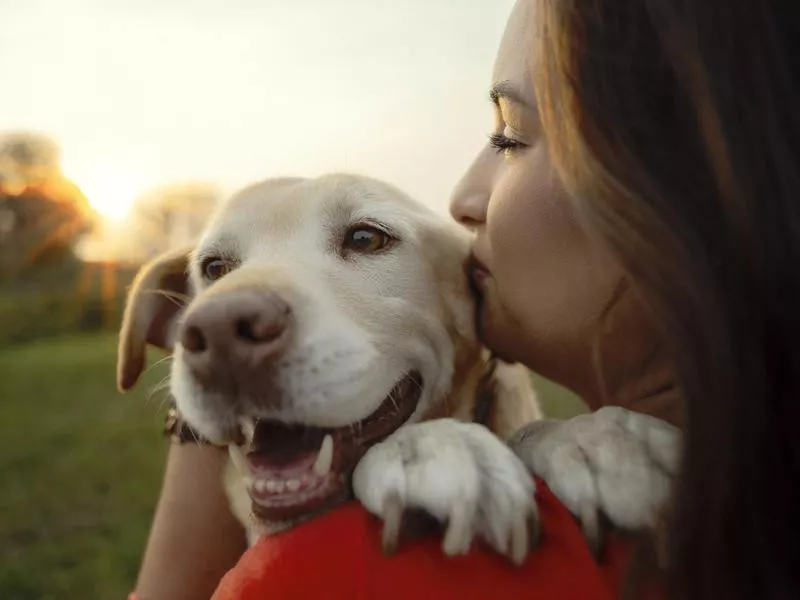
[532,1,800,598]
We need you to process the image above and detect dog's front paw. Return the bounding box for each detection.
[509,406,680,554]
[353,418,538,565]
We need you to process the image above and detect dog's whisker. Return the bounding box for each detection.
[154,287,191,302]
[388,390,400,413]
[140,288,191,309]
[144,392,167,412]
[156,394,173,412]
[145,375,173,408]
[188,427,201,444]
[145,384,167,404]
[152,376,172,393]
[143,354,174,376]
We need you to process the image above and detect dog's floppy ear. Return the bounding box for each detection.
[117,246,193,392]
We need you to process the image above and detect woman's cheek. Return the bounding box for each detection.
[487,151,605,332]
[487,152,568,278]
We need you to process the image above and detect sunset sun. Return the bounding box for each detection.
[63,159,148,223]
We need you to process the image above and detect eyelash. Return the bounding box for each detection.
[489,132,525,154]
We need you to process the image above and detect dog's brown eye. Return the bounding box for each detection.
[203,258,232,281]
[343,226,391,254]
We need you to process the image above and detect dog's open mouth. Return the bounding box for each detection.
[239,371,423,522]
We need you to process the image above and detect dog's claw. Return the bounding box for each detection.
[442,502,474,557]
[381,492,403,555]
[509,513,529,565]
[579,499,602,558]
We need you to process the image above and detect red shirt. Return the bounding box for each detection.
[212,480,655,600]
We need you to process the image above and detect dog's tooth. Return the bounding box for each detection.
[238,417,256,442]
[254,479,267,493]
[265,480,278,493]
[228,444,248,475]
[273,480,286,494]
[313,434,334,477]
[286,479,301,492]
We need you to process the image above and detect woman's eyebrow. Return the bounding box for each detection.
[489,81,530,108]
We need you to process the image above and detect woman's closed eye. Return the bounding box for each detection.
[488,128,528,157]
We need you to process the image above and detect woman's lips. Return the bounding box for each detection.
[467,254,492,290]
[466,254,491,338]
[472,266,489,288]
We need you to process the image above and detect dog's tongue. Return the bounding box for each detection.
[248,420,331,472]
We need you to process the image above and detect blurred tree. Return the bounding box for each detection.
[0,132,98,278]
[129,182,220,259]
[0,131,61,193]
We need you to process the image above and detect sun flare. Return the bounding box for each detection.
[63,159,148,223]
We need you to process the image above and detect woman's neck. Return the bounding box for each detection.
[581,281,683,427]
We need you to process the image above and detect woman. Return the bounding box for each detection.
[132,0,800,598]
[461,1,798,597]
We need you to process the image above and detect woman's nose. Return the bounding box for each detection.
[449,144,495,228]
[450,189,487,229]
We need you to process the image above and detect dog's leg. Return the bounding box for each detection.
[353,418,538,565]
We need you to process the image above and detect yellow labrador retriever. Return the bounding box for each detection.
[118,174,680,564]
[117,174,543,561]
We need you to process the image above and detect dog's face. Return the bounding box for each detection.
[118,174,478,522]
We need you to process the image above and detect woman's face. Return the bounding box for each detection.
[450,0,624,392]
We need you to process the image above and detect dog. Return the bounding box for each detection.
[118,173,681,565]
[117,174,546,560]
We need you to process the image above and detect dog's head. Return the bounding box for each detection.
[118,174,479,521]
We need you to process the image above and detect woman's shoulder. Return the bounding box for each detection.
[212,480,650,600]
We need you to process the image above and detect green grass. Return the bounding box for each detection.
[0,332,583,600]
[0,333,170,600]
[0,258,137,346]
[531,375,587,420]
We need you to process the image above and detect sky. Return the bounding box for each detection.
[0,0,514,219]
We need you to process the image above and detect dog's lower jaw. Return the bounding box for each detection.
[224,459,335,543]
[226,453,362,544]
[252,483,355,536]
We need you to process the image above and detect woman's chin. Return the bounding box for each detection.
[476,301,526,366]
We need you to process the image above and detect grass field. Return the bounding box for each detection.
[0,333,170,600]
[0,332,584,600]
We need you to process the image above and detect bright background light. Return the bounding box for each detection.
[62,157,151,223]
[0,0,515,224]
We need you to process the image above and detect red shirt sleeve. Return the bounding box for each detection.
[212,480,654,600]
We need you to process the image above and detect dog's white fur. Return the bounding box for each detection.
[118,173,681,562]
